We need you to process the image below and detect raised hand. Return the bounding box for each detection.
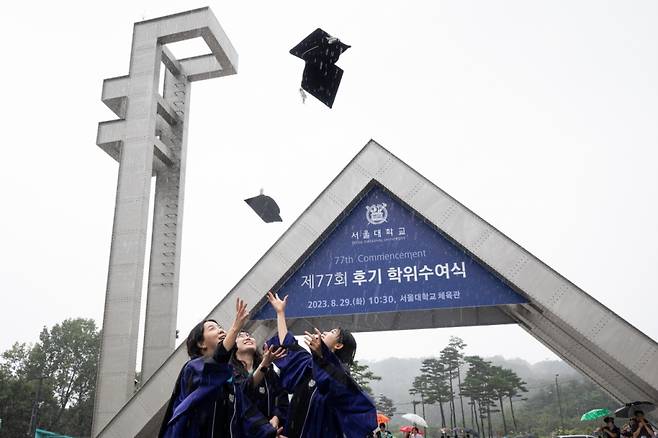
[233,297,250,330]
[304,328,323,358]
[275,427,287,437]
[222,298,250,351]
[267,291,288,314]
[261,345,287,367]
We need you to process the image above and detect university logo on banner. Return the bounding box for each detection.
[253,186,526,320]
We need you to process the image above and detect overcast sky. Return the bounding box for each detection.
[1,0,656,365]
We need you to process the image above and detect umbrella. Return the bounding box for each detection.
[615,402,655,418]
[401,412,429,427]
[400,425,424,434]
[377,413,390,424]
[581,408,612,421]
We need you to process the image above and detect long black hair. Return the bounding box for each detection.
[229,333,263,377]
[335,327,357,365]
[186,319,219,358]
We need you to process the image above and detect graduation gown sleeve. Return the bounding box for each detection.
[159,355,233,438]
[311,341,378,436]
[232,375,280,437]
[266,332,312,393]
[271,371,290,426]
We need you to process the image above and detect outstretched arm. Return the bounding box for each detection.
[223,298,250,351]
[267,292,289,344]
[250,345,286,388]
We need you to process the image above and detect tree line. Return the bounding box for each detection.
[408,336,528,437]
[0,318,99,437]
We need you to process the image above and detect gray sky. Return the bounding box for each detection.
[1,0,656,364]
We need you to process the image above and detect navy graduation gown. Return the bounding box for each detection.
[267,333,377,438]
[234,366,289,429]
[160,344,282,438]
[231,377,285,437]
[159,354,233,438]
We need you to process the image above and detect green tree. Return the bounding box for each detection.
[409,374,432,429]
[516,378,616,437]
[415,358,451,428]
[39,319,100,431]
[376,394,397,418]
[349,360,381,395]
[462,356,498,438]
[449,336,468,428]
[499,367,527,432]
[0,318,100,437]
[440,336,468,428]
[489,365,511,435]
[0,346,43,437]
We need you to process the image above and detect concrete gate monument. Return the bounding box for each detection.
[92,8,657,438]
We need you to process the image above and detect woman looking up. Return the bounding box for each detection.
[159,297,249,437]
[265,291,377,438]
[230,331,289,434]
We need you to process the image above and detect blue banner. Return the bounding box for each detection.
[252,186,526,320]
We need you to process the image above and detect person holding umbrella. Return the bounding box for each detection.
[404,426,423,438]
[595,417,621,438]
[622,411,655,438]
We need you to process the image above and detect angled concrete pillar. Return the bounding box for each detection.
[93,8,237,436]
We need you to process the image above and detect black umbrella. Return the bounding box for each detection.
[244,190,282,223]
[614,401,655,418]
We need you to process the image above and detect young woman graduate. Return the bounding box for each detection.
[159,298,288,438]
[265,291,377,438]
[230,331,289,431]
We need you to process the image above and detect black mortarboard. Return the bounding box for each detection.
[290,28,350,108]
[244,191,282,223]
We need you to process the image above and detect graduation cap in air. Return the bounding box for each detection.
[244,190,282,223]
[290,28,350,108]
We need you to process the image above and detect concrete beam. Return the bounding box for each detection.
[160,46,182,77]
[137,7,238,80]
[156,95,182,126]
[97,120,125,146]
[101,76,129,119]
[179,54,228,81]
[153,138,175,167]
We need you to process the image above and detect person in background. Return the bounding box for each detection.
[622,411,655,438]
[596,416,620,438]
[375,422,393,438]
[404,426,423,438]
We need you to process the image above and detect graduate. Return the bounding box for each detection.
[230,331,289,432]
[159,298,287,438]
[265,292,377,438]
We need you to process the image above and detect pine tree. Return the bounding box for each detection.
[348,360,381,395]
[462,356,498,438]
[376,394,397,418]
[415,358,452,428]
[449,337,468,428]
